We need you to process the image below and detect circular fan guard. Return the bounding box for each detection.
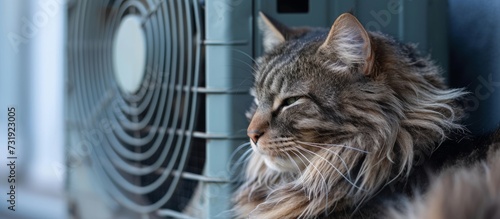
[67,0,205,215]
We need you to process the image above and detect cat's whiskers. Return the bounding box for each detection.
[233,142,251,154]
[233,58,260,74]
[288,150,312,201]
[231,49,262,76]
[232,48,259,65]
[296,140,369,154]
[274,137,361,185]
[229,142,253,178]
[291,149,330,213]
[296,141,367,183]
[269,137,295,143]
[230,142,252,163]
[285,152,303,174]
[301,141,377,185]
[264,137,299,156]
[293,149,329,196]
[238,148,254,165]
[296,143,352,179]
[296,146,365,192]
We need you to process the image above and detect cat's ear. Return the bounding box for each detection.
[259,12,292,52]
[319,13,374,76]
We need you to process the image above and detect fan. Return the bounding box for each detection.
[67,0,208,218]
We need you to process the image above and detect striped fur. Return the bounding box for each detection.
[233,13,466,218]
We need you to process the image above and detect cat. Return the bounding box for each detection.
[232,12,499,218]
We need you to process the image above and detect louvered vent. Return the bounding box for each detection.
[67,0,205,217]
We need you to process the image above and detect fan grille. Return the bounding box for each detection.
[67,0,205,216]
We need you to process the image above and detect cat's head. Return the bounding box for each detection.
[247,12,464,191]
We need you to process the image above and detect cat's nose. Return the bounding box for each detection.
[247,109,269,144]
[247,130,264,143]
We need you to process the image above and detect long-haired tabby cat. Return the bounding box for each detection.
[233,12,500,218]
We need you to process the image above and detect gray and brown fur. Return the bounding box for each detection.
[388,133,500,219]
[233,13,466,218]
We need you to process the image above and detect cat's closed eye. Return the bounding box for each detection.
[278,96,306,113]
[283,96,300,107]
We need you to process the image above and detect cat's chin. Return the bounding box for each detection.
[250,140,307,172]
[263,156,296,172]
[262,155,305,173]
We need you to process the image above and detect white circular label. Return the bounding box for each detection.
[112,15,147,94]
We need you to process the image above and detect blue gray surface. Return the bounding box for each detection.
[449,0,500,134]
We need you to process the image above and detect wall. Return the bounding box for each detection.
[449,0,500,134]
[0,0,66,218]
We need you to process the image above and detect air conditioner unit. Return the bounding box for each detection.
[66,0,448,218]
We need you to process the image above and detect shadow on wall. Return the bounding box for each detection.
[448,0,500,134]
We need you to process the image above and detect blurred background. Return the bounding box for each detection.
[0,0,498,218]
